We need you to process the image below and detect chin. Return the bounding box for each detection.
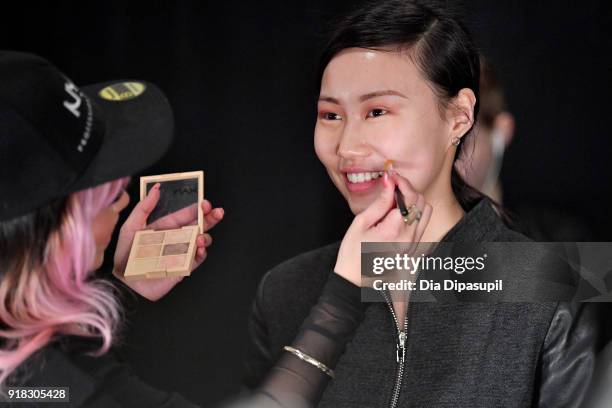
[346,197,374,215]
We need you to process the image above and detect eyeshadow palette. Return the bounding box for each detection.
[123,171,204,281]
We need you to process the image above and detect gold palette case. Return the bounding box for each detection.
[123,171,204,281]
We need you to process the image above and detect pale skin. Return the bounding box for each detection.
[91,184,224,301]
[315,47,476,327]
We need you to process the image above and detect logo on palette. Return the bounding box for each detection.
[173,187,197,195]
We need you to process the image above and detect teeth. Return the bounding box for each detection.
[347,172,383,183]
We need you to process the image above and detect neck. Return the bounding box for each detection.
[420,173,465,243]
[420,194,464,242]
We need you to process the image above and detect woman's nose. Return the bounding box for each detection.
[337,123,371,159]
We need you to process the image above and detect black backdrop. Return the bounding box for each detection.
[2,1,610,406]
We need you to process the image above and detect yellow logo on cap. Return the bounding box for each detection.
[99,82,146,101]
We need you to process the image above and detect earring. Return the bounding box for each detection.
[451,137,461,146]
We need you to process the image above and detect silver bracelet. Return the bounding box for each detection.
[283,346,335,378]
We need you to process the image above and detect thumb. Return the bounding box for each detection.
[358,174,396,228]
[125,183,161,229]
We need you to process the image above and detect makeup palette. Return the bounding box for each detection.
[124,171,204,281]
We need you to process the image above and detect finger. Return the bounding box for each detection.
[197,233,213,247]
[390,172,419,208]
[201,199,213,215]
[203,208,224,232]
[405,193,426,225]
[376,206,407,238]
[414,203,433,242]
[359,174,396,228]
[123,183,161,229]
[377,193,426,241]
[194,247,208,268]
[399,199,431,257]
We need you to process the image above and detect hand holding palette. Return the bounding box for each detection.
[124,171,204,281]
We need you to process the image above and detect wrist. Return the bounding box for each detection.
[324,272,365,313]
[111,267,124,281]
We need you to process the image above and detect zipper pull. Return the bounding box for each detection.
[396,331,407,363]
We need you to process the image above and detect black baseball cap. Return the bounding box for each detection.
[0,51,174,221]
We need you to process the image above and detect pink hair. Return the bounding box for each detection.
[0,177,129,388]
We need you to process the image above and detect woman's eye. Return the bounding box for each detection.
[367,108,388,118]
[319,112,342,121]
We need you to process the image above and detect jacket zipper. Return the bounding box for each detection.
[382,290,409,408]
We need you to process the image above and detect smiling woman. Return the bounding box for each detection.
[315,47,474,221]
[243,1,600,407]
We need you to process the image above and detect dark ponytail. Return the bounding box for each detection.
[317,0,511,222]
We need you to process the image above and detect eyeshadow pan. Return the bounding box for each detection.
[163,242,189,255]
[131,258,160,269]
[138,232,165,245]
[157,254,186,268]
[136,245,161,258]
[165,229,193,244]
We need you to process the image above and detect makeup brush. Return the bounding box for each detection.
[385,160,409,219]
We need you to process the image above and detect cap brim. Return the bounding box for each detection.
[72,80,173,191]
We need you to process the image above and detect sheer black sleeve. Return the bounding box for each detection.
[229,273,365,408]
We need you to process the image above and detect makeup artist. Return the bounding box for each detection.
[0,50,224,406]
[0,51,398,408]
[243,1,601,407]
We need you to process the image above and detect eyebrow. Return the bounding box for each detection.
[318,90,408,104]
[359,90,408,102]
[318,95,341,104]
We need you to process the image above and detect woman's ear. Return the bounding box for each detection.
[448,88,476,145]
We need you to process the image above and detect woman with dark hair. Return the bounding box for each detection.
[244,1,599,407]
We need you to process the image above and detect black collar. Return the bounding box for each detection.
[441,198,506,243]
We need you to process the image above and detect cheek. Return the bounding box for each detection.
[314,125,357,206]
[377,115,449,191]
[314,125,340,174]
[92,210,119,249]
[314,125,331,158]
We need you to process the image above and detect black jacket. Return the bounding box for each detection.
[243,198,602,407]
[10,339,198,407]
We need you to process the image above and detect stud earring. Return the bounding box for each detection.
[451,137,461,146]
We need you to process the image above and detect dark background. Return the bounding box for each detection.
[2,1,610,405]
